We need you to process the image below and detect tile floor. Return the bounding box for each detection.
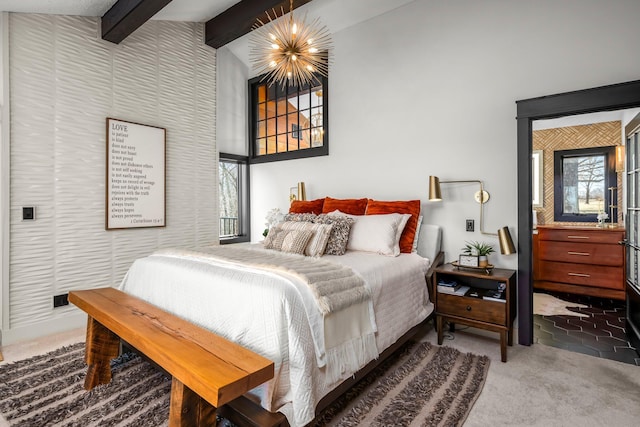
[533,291,640,366]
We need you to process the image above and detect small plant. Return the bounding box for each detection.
[461,241,495,256]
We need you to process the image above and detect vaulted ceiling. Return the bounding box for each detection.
[0,0,415,48]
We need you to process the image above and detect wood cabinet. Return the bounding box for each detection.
[434,263,516,362]
[533,225,625,300]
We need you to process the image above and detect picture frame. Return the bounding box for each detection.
[289,186,298,202]
[106,118,166,230]
[532,149,544,208]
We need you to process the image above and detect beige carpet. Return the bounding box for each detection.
[3,325,640,427]
[533,292,589,317]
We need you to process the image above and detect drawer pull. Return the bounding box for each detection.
[567,251,590,256]
[466,306,472,311]
[568,272,591,278]
[567,235,589,239]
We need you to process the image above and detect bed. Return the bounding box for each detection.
[118,220,442,427]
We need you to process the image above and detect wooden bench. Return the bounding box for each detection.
[69,287,277,427]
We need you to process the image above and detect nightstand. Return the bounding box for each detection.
[434,263,516,362]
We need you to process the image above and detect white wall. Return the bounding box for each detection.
[218,0,640,269]
[2,14,217,344]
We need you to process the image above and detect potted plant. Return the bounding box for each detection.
[462,241,495,267]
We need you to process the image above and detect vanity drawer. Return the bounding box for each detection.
[538,241,623,266]
[539,260,624,290]
[539,228,624,245]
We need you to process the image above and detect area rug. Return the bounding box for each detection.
[0,340,489,427]
[533,292,589,317]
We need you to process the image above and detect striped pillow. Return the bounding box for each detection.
[279,221,334,257]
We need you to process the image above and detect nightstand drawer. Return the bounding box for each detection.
[437,293,506,324]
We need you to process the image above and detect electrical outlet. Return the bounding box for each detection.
[53,293,69,308]
[466,219,475,232]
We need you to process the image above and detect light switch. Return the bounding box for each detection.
[22,206,35,221]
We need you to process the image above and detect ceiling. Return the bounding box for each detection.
[0,0,415,32]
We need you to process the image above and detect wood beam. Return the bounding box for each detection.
[205,0,313,49]
[102,0,174,44]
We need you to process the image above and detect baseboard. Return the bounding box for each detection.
[0,312,86,346]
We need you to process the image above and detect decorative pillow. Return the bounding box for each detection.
[314,214,355,255]
[263,226,283,249]
[412,215,424,253]
[279,221,334,257]
[283,213,318,223]
[289,198,325,214]
[365,199,421,254]
[330,212,410,256]
[279,229,314,254]
[321,197,368,215]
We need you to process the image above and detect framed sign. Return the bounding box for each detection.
[106,118,166,229]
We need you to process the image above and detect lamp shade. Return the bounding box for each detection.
[498,226,516,255]
[429,176,442,201]
[297,182,307,201]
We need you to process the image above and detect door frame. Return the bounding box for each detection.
[516,79,640,345]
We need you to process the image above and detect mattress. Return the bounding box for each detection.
[119,245,433,426]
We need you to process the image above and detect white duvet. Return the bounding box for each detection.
[119,245,433,427]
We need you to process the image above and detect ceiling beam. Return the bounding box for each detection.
[205,0,313,49]
[102,0,174,44]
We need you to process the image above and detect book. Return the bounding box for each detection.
[439,285,470,296]
[483,288,505,302]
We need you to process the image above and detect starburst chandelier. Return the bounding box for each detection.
[249,0,332,87]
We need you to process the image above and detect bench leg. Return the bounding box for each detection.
[84,316,120,389]
[169,377,218,427]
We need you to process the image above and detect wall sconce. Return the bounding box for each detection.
[616,145,625,173]
[428,176,516,255]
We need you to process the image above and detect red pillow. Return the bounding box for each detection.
[322,197,368,215]
[365,199,421,253]
[289,198,325,214]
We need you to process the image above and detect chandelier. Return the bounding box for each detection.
[249,0,332,87]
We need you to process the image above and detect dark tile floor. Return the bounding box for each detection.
[533,291,640,366]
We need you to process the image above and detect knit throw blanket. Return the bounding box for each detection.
[154,246,370,316]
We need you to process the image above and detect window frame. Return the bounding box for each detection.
[219,153,250,244]
[248,74,329,164]
[553,145,616,222]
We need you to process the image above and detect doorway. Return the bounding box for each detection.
[516,79,640,346]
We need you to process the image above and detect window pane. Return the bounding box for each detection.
[219,160,238,238]
[266,118,276,137]
[257,85,266,103]
[267,136,277,154]
[562,155,605,214]
[277,134,287,152]
[257,120,266,138]
[257,138,266,156]
[258,102,266,121]
[311,88,323,107]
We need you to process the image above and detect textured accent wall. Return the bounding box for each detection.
[7,14,217,335]
[532,121,622,226]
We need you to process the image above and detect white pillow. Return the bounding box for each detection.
[329,210,411,256]
[412,215,424,253]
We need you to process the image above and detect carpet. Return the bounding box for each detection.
[533,292,589,317]
[0,341,489,427]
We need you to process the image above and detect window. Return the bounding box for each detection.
[219,153,250,243]
[553,146,616,222]
[249,75,328,163]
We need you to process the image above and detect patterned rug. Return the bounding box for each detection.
[0,340,489,427]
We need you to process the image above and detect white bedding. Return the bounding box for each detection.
[119,245,433,427]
